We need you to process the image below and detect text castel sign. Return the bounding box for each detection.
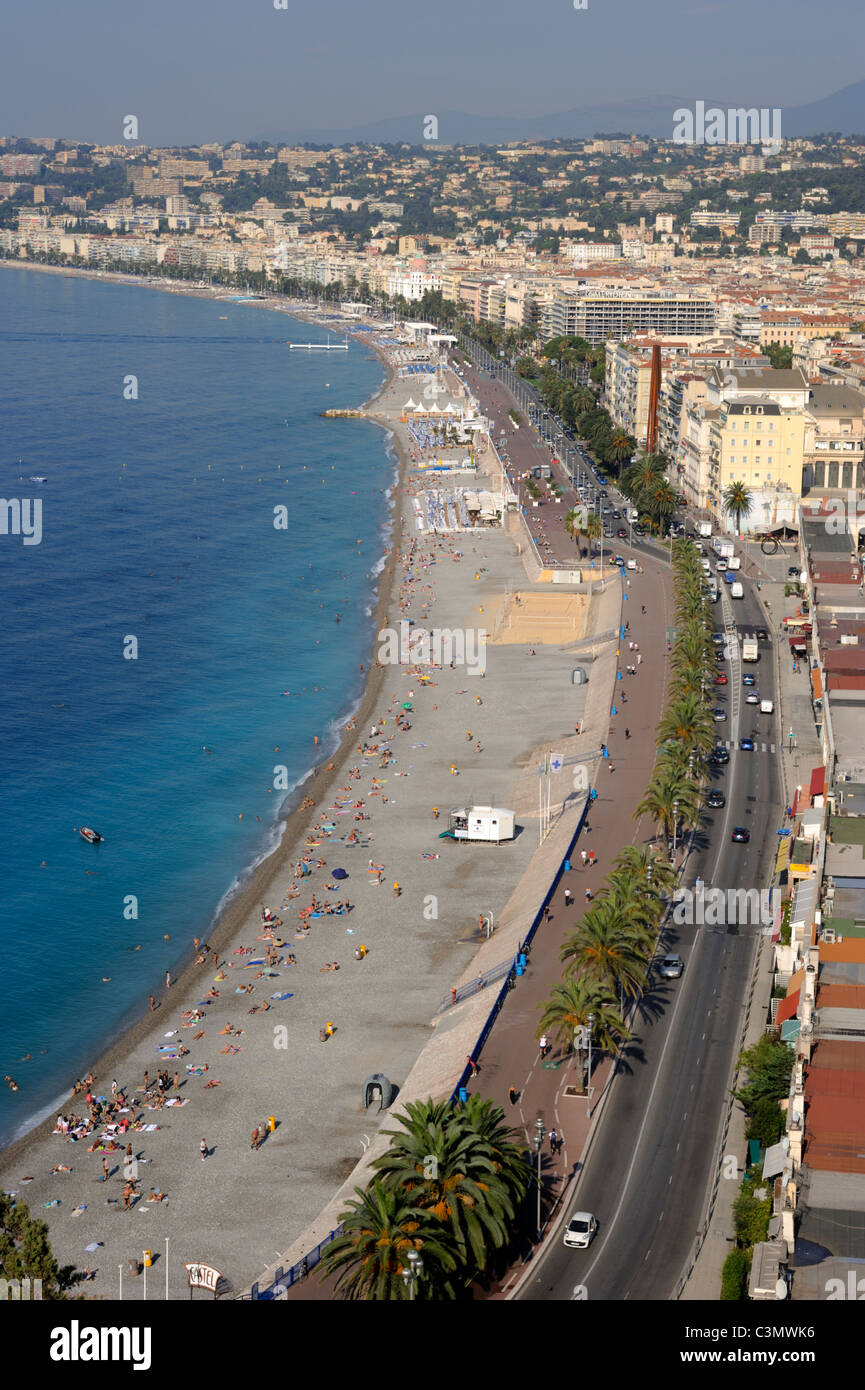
[185,1263,221,1297]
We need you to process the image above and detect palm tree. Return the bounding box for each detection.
[560,901,648,999]
[321,1180,459,1300]
[582,509,604,564]
[723,480,753,536]
[537,976,631,1078]
[609,431,636,468]
[612,845,679,898]
[635,765,702,845]
[371,1099,523,1272]
[656,693,716,758]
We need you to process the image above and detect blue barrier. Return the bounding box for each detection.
[449,796,591,1105]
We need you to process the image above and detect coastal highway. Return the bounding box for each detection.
[520,576,784,1301]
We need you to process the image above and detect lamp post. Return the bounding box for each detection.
[533,1116,545,1240]
[585,1014,595,1119]
[672,800,679,861]
[402,1247,423,1301]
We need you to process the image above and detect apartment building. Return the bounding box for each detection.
[761,311,851,349]
[707,368,809,529]
[803,384,865,494]
[542,290,715,345]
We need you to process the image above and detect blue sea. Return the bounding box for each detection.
[0,268,392,1147]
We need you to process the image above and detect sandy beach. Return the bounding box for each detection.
[0,282,609,1299]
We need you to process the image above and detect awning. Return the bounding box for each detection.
[810,666,823,700]
[809,766,826,800]
[789,636,807,652]
[775,836,791,875]
[776,990,801,1025]
[762,1137,789,1180]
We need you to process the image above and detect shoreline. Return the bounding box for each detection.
[0,273,405,1168]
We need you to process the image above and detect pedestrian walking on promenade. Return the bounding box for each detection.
[580,849,588,867]
[608,762,615,773]
[539,1035,549,1058]
[508,1085,518,1106]
[625,728,631,740]
[564,887,573,906]
[549,1128,558,1153]
[200,1138,208,1161]
[585,889,593,902]
[637,653,643,666]
[466,1056,479,1078]
[641,605,646,615]
[588,850,596,867]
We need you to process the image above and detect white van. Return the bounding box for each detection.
[731,582,744,599]
[727,556,741,570]
[760,699,774,714]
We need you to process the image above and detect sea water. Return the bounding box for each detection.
[0,268,391,1146]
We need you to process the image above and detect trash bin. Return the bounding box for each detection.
[268,1115,276,1133]
[143,1250,152,1269]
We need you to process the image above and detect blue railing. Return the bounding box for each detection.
[449,796,591,1104]
[251,1226,346,1299]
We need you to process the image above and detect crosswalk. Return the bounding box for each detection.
[718,739,776,754]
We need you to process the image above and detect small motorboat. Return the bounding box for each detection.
[79,827,103,844]
[29,475,47,483]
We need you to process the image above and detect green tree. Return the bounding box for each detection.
[559,901,648,999]
[723,480,753,535]
[0,1195,80,1297]
[537,975,631,1063]
[321,1180,458,1300]
[721,1248,750,1300]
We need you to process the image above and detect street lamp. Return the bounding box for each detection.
[672,800,679,861]
[533,1116,546,1239]
[585,1014,595,1119]
[402,1247,423,1301]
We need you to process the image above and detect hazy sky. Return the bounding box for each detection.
[2,0,863,146]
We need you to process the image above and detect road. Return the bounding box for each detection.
[520,576,782,1300]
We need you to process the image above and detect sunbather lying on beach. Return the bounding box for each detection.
[204,1080,221,1089]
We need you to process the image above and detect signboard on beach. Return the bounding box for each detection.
[185,1263,221,1296]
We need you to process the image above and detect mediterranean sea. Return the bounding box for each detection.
[0,267,391,1147]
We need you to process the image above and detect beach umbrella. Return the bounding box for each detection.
[332,867,349,880]
[401,702,413,711]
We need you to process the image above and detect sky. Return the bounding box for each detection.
[1,0,863,147]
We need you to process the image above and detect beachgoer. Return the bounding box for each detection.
[200,1138,208,1161]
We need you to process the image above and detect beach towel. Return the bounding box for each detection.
[270,992,293,1001]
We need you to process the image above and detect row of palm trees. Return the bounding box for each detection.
[636,538,721,850]
[320,1096,530,1299]
[620,453,678,535]
[537,538,718,1079]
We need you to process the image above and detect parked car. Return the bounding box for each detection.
[731,826,750,843]
[705,789,726,808]
[711,632,726,646]
[659,953,684,979]
[563,1211,598,1249]
[715,672,728,685]
[712,707,727,721]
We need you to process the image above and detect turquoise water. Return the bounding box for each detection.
[0,269,391,1146]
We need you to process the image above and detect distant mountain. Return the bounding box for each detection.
[260,80,865,147]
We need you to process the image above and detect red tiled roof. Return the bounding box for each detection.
[809,766,826,799]
[776,991,801,1025]
[816,984,865,1010]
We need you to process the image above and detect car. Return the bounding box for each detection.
[712,706,727,721]
[563,1211,598,1249]
[626,558,637,570]
[731,826,750,843]
[633,525,645,537]
[715,558,728,572]
[756,628,769,641]
[599,490,608,498]
[742,673,756,687]
[740,737,755,751]
[745,691,759,704]
[617,527,628,539]
[715,672,728,685]
[710,746,730,764]
[612,509,622,519]
[788,566,800,577]
[713,650,725,663]
[659,953,684,979]
[711,632,726,646]
[705,789,726,808]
